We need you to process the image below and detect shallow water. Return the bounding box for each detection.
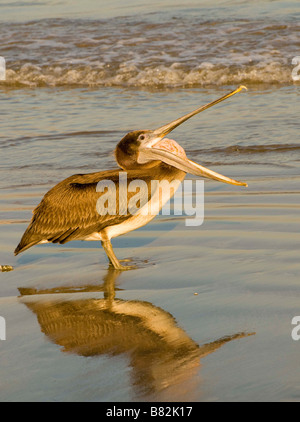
[0,0,300,402]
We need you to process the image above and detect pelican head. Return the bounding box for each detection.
[115,86,248,187]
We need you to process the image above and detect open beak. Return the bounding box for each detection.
[139,85,248,187]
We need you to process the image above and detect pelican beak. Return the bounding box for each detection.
[139,85,248,187]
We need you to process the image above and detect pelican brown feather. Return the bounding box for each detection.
[15,86,247,269]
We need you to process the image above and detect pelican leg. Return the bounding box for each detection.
[101,240,136,270]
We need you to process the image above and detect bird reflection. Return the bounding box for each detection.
[19,269,254,398]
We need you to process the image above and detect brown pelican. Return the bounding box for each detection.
[15,86,248,270]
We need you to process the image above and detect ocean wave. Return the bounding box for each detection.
[0,15,299,89]
[191,143,300,155]
[2,61,296,88]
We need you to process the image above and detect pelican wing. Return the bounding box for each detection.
[14,169,153,254]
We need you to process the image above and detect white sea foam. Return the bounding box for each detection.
[0,16,299,88]
[3,61,294,88]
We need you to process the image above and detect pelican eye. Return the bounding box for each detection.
[139,135,145,141]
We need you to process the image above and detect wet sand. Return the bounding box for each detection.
[1,142,300,401]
